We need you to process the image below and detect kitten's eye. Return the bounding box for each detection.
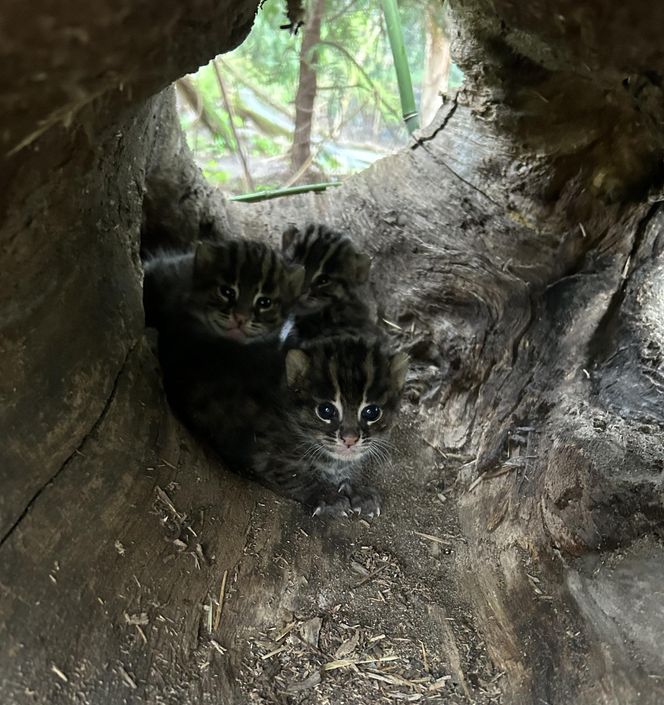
[219,285,235,302]
[313,274,330,287]
[361,404,382,422]
[316,402,338,422]
[256,296,272,309]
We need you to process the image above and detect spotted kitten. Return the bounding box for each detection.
[143,239,304,340]
[281,223,377,343]
[159,328,408,517]
[264,335,409,516]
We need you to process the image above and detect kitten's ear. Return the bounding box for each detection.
[283,264,305,300]
[389,351,410,391]
[355,253,371,284]
[285,349,310,388]
[281,226,300,256]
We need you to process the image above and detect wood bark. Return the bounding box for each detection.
[2,1,664,704]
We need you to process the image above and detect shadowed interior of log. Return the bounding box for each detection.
[1,1,664,703]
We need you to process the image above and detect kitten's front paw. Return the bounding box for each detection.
[312,495,352,519]
[338,482,381,519]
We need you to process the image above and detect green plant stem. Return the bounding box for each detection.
[230,181,341,203]
[381,0,420,133]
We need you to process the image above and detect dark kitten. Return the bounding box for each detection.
[281,223,376,343]
[160,328,408,517]
[144,239,304,340]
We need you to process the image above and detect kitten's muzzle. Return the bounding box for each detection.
[341,432,359,448]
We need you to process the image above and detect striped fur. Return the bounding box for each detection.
[149,233,407,518]
[281,223,376,344]
[143,239,304,340]
[160,327,408,517]
[252,335,408,516]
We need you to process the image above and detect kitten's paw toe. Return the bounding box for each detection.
[345,486,382,519]
[313,496,352,519]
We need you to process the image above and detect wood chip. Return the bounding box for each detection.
[286,670,322,693]
[124,612,149,626]
[300,616,323,648]
[334,630,360,659]
[428,676,451,691]
[387,693,422,701]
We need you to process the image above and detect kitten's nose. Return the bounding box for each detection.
[341,433,359,447]
[233,313,248,327]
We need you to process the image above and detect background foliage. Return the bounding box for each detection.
[178,0,462,193]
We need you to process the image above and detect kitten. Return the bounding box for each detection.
[262,335,408,516]
[143,239,304,340]
[159,327,408,518]
[150,239,304,486]
[280,223,377,343]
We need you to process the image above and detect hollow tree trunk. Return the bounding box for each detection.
[2,1,664,704]
[290,0,326,179]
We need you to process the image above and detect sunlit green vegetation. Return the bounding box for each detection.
[178,0,462,194]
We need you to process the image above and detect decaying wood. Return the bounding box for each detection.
[2,0,664,703]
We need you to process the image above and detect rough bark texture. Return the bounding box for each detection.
[2,1,664,704]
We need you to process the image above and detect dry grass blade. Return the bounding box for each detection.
[422,437,448,459]
[354,562,389,587]
[214,570,228,631]
[118,666,137,689]
[274,621,297,642]
[210,639,227,655]
[414,531,449,545]
[322,655,398,671]
[261,646,287,660]
[51,664,68,683]
[155,487,182,519]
